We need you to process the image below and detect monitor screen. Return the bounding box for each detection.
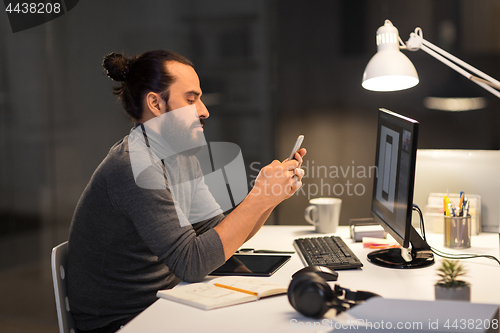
[368,108,434,269]
[372,108,418,247]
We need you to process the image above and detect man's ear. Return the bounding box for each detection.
[145,92,164,117]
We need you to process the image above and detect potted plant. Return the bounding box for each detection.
[435,259,470,301]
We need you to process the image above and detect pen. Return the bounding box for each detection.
[214,283,259,297]
[459,191,464,216]
[448,202,455,217]
[464,199,470,216]
[444,197,452,216]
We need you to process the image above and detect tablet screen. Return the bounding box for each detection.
[210,254,291,277]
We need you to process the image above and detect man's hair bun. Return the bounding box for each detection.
[102,52,132,81]
[102,49,194,121]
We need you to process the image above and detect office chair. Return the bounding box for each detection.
[51,241,77,333]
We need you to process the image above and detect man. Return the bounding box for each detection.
[67,50,306,333]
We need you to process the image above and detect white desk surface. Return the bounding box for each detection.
[120,226,500,333]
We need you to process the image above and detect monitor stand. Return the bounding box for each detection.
[367,227,434,269]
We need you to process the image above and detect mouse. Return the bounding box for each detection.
[292,266,339,281]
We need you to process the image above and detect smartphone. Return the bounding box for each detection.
[288,135,304,161]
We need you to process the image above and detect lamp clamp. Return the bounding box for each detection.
[406,28,423,52]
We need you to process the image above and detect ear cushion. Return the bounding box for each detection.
[288,272,334,318]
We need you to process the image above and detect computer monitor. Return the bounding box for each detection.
[368,108,434,269]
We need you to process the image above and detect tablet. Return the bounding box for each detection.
[210,254,291,277]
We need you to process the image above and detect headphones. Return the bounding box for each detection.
[287,272,380,318]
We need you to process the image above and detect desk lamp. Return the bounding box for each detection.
[362,20,500,109]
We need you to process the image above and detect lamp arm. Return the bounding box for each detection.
[420,42,500,99]
[406,30,500,99]
[420,39,500,89]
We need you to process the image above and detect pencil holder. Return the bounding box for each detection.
[444,216,471,249]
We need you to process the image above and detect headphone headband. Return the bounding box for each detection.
[334,284,380,303]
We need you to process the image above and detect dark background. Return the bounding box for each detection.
[0,0,499,331]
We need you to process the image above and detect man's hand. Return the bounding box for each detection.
[214,148,306,260]
[249,148,306,208]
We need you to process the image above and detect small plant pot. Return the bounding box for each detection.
[435,284,470,301]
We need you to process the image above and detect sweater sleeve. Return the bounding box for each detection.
[108,159,226,282]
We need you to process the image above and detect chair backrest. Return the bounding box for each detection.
[51,241,76,333]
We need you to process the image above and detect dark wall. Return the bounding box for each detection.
[273,0,500,226]
[1,0,499,245]
[0,0,273,265]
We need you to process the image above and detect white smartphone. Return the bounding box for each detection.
[288,135,304,161]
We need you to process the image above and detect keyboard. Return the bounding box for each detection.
[293,236,363,270]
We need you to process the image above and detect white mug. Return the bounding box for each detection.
[304,198,342,233]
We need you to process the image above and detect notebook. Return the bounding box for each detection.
[156,276,287,310]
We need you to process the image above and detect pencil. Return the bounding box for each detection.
[214,283,259,297]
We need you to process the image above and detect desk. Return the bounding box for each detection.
[120,226,500,333]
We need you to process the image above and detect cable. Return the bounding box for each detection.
[412,204,426,241]
[431,247,500,264]
[412,204,500,265]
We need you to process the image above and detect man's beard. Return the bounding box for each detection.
[160,116,206,156]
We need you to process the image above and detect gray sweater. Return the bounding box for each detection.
[67,133,226,331]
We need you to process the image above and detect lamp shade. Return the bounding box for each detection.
[362,20,419,92]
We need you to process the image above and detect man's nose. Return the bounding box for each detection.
[197,100,209,119]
